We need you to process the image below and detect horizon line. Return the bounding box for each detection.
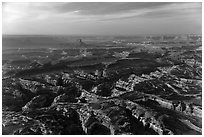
[2,33,202,36]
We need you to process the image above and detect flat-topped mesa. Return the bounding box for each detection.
[78,39,87,47]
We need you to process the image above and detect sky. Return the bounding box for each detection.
[2,2,202,35]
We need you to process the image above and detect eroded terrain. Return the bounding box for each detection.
[2,35,202,135]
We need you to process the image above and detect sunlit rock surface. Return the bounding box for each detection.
[2,36,202,135]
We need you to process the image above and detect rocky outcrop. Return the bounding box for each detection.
[2,46,202,135]
[22,95,49,112]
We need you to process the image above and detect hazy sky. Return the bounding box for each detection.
[2,2,202,35]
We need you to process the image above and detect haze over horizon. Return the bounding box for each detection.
[2,2,202,35]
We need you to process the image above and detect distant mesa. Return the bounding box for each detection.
[78,39,87,47]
